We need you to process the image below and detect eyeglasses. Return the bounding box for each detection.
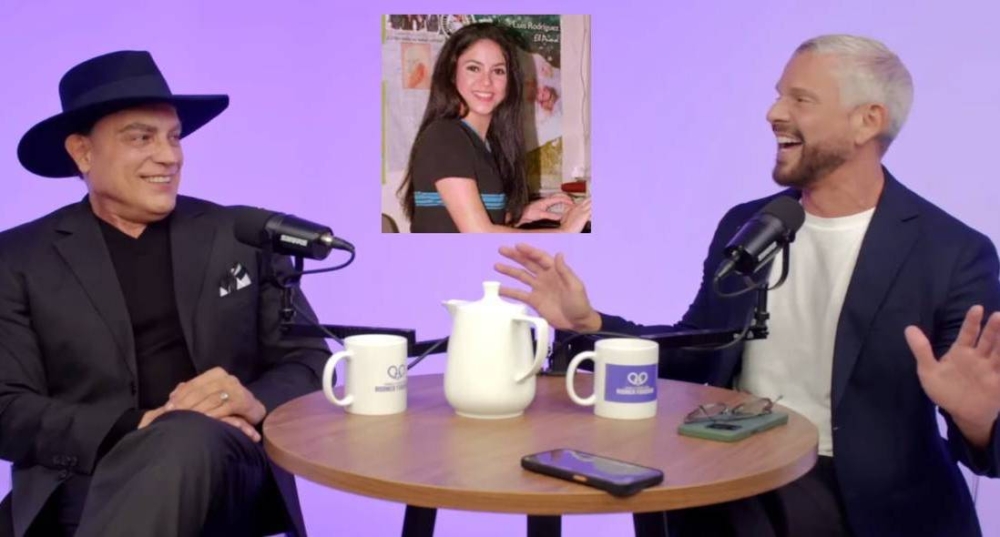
[683,395,783,424]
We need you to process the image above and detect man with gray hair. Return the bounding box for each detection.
[496,34,999,536]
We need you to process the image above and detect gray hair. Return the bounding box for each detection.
[796,34,914,146]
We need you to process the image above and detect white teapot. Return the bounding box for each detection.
[442,281,550,419]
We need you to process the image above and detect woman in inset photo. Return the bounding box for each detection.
[397,23,591,233]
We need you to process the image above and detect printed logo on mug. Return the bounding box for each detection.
[322,334,408,415]
[386,364,407,382]
[605,364,657,403]
[566,338,659,420]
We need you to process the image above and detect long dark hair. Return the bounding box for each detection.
[398,22,529,224]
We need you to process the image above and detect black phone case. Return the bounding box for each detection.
[521,449,664,497]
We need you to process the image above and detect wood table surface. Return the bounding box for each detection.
[264,373,818,515]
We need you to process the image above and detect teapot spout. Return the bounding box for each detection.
[443,299,467,318]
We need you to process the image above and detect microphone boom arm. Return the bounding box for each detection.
[281,322,447,358]
[547,247,785,375]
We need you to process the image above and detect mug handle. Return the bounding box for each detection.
[566,351,597,406]
[512,314,550,383]
[322,350,354,407]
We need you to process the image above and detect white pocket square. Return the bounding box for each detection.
[219,262,252,297]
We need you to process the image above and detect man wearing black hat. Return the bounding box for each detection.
[0,51,330,536]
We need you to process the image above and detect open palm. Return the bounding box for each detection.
[905,305,1000,431]
[494,243,598,331]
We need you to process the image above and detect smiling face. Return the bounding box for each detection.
[454,38,509,133]
[766,51,856,188]
[66,103,183,230]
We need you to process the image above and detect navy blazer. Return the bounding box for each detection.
[601,170,1000,537]
[0,196,331,537]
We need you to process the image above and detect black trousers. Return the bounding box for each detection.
[27,411,281,537]
[668,456,852,537]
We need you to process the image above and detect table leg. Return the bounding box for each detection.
[633,511,668,537]
[526,515,561,537]
[402,505,437,537]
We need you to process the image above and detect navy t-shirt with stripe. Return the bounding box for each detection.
[409,119,507,232]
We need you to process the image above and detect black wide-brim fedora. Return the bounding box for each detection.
[17,50,229,178]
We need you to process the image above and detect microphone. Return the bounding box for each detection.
[714,196,804,280]
[232,206,354,260]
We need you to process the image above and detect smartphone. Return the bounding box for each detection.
[521,448,664,497]
[676,411,789,442]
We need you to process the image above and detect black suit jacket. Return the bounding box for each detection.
[602,170,1000,536]
[0,196,330,537]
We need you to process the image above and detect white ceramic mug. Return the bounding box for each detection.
[322,334,408,415]
[566,338,659,420]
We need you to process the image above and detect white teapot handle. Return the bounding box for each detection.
[512,314,549,383]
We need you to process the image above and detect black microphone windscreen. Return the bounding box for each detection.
[232,206,277,248]
[761,196,805,233]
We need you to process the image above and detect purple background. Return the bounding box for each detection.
[1,1,998,535]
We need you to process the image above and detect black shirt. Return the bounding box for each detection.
[97,215,196,410]
[409,119,507,232]
[95,214,197,459]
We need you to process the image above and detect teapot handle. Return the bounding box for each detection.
[512,314,550,383]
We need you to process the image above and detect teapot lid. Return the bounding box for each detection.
[466,281,525,313]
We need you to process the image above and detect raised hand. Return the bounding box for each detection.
[905,305,1000,447]
[494,243,601,332]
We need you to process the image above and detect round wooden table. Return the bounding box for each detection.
[264,373,817,536]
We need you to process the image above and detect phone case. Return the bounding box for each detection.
[676,411,789,442]
[521,449,664,497]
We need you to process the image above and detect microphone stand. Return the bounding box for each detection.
[272,240,785,368]
[283,321,448,359]
[545,245,786,375]
[273,254,449,359]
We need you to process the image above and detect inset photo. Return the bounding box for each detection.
[381,15,592,233]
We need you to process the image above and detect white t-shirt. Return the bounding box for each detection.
[738,206,874,456]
